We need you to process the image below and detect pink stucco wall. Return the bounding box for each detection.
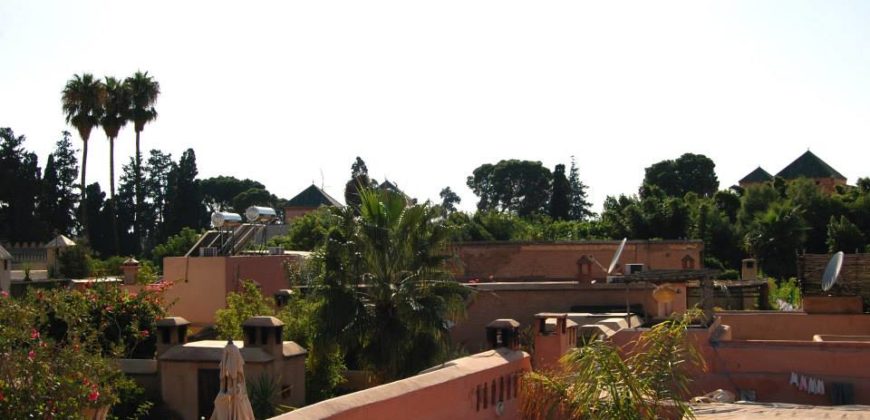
[271,347,531,420]
[716,311,870,341]
[162,255,301,326]
[612,312,870,405]
[453,240,703,281]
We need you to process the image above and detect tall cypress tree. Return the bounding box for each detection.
[39,131,79,236]
[344,156,375,210]
[0,128,45,242]
[144,149,175,247]
[164,149,206,236]
[550,164,571,220]
[568,156,593,220]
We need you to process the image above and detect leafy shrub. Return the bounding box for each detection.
[152,227,200,269]
[58,245,92,279]
[214,280,273,340]
[269,208,335,251]
[768,277,802,309]
[91,256,127,277]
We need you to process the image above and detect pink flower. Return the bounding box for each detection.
[0,291,8,298]
[87,390,100,402]
[30,329,40,340]
[139,329,150,338]
[27,350,35,361]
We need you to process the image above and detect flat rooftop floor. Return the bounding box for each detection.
[694,402,870,419]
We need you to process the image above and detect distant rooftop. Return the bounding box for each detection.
[776,150,846,180]
[739,166,774,184]
[285,184,342,208]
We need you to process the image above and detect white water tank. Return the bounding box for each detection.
[245,206,278,224]
[211,212,242,228]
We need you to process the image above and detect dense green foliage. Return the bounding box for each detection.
[467,160,553,216]
[294,188,471,392]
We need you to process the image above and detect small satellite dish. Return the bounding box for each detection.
[607,238,627,275]
[821,251,844,292]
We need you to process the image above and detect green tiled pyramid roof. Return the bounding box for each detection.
[286,185,342,208]
[776,151,846,180]
[739,167,774,184]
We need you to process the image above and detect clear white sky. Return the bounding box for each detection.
[2,1,869,213]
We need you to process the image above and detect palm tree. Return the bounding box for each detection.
[100,76,132,254]
[520,311,704,420]
[124,71,160,247]
[62,73,105,243]
[308,188,469,382]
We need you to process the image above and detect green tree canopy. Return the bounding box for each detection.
[439,187,461,215]
[201,176,266,213]
[467,159,552,217]
[643,153,719,198]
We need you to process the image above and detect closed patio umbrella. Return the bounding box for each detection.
[210,340,255,420]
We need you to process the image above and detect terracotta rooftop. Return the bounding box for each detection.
[158,340,306,362]
[242,316,284,327]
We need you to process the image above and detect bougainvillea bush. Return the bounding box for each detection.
[30,283,168,359]
[0,283,168,418]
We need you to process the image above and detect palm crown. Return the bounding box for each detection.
[100,77,131,138]
[125,71,160,132]
[61,73,105,141]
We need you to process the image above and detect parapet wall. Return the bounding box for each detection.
[452,282,661,352]
[611,315,870,405]
[715,311,870,341]
[272,348,531,420]
[453,240,703,281]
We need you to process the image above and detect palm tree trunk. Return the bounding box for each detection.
[109,137,120,255]
[80,138,89,244]
[134,129,142,253]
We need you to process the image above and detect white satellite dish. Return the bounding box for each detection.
[821,251,844,292]
[608,238,627,275]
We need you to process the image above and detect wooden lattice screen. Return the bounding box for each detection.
[799,253,870,308]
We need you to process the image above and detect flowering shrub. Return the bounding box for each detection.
[0,284,168,417]
[0,291,134,418]
[32,283,168,358]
